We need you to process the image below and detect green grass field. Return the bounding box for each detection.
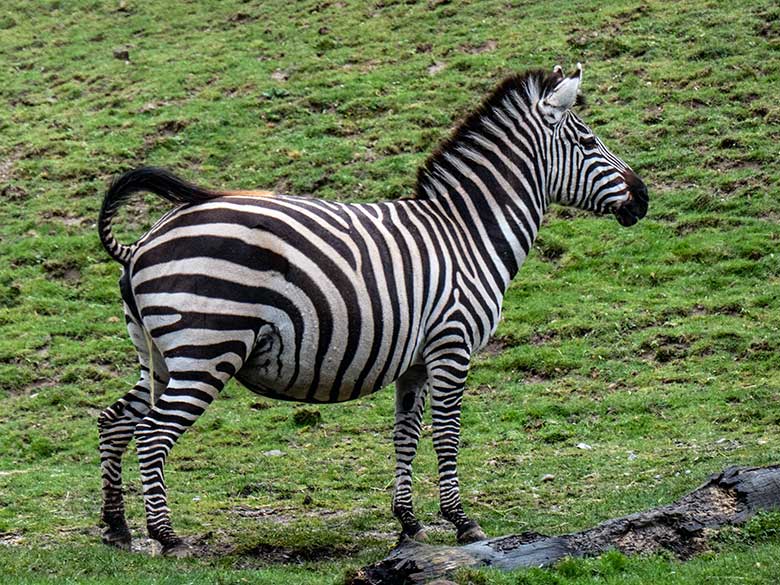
[1,0,779,583]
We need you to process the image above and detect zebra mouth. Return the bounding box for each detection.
[612,176,648,227]
[613,203,640,226]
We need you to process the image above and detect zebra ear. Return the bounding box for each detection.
[539,63,583,124]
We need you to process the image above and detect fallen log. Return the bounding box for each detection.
[348,465,780,585]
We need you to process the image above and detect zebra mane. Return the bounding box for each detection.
[414,68,565,199]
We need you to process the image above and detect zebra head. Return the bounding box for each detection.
[537,64,648,226]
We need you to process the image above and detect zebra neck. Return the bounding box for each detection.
[416,139,548,293]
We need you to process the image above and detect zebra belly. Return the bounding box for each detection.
[234,315,413,403]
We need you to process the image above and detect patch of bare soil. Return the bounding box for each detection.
[43,259,82,284]
[427,61,446,76]
[529,331,556,346]
[226,12,258,25]
[40,209,89,229]
[477,337,512,357]
[641,334,693,363]
[140,120,190,156]
[113,191,169,234]
[0,148,27,200]
[0,532,24,546]
[522,373,551,385]
[238,542,358,564]
[126,528,365,564]
[673,216,742,236]
[460,40,497,54]
[710,157,762,173]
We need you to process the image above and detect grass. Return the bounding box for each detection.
[1,0,779,582]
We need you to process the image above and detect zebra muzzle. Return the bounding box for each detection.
[613,173,648,227]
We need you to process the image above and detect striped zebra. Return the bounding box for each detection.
[98,64,648,555]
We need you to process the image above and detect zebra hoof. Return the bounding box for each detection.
[456,522,487,544]
[161,541,193,558]
[397,523,428,545]
[102,527,132,551]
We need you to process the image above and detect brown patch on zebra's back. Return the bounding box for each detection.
[221,189,275,197]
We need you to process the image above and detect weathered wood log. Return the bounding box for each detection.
[348,465,780,585]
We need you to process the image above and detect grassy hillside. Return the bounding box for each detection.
[1,0,779,583]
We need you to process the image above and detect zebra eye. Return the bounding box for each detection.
[580,136,598,149]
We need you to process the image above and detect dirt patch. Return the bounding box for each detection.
[227,12,257,25]
[567,6,649,57]
[43,259,82,284]
[26,378,58,394]
[755,8,780,40]
[478,337,512,357]
[0,148,26,200]
[673,216,741,236]
[141,120,189,155]
[0,148,23,183]
[427,61,446,76]
[1,183,28,201]
[472,384,498,396]
[231,505,366,527]
[121,523,377,564]
[641,334,693,363]
[460,40,497,54]
[0,532,24,546]
[709,157,762,173]
[240,541,358,564]
[643,105,664,125]
[522,373,551,385]
[137,99,176,114]
[0,161,14,184]
[40,209,89,228]
[113,191,169,235]
[233,505,299,524]
[529,332,556,346]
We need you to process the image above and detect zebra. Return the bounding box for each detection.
[97,64,648,556]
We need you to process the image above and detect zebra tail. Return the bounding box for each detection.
[98,167,226,265]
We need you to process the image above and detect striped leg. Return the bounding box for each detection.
[391,364,428,540]
[99,315,168,549]
[134,328,253,555]
[99,378,151,548]
[428,357,487,544]
[134,375,223,555]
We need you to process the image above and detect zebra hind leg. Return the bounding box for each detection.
[99,315,168,549]
[391,364,429,541]
[134,329,253,556]
[99,381,151,549]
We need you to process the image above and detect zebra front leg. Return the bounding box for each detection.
[134,374,224,556]
[428,360,487,544]
[391,364,428,540]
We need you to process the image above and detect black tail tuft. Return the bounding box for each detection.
[98,167,222,265]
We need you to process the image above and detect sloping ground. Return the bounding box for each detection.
[1,1,779,584]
